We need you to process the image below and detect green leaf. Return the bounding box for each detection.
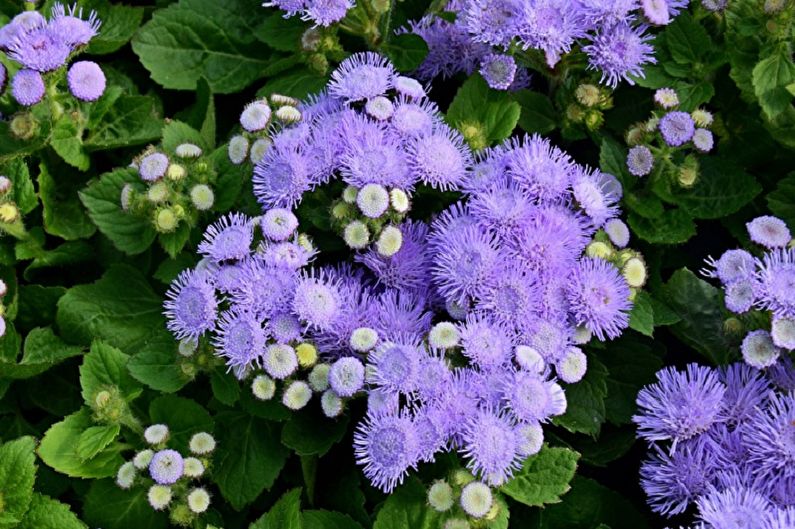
[49,116,90,171]
[753,46,795,119]
[22,241,94,280]
[303,510,365,529]
[629,291,655,337]
[372,478,442,529]
[213,411,288,510]
[79,168,157,255]
[84,94,163,150]
[664,12,713,64]
[83,480,168,529]
[601,334,664,425]
[38,408,123,478]
[661,268,734,365]
[768,171,795,228]
[158,222,192,259]
[127,333,191,393]
[446,75,521,147]
[80,341,141,405]
[553,356,608,436]
[514,90,557,135]
[250,488,302,529]
[0,436,36,529]
[16,285,66,328]
[149,395,213,452]
[253,13,306,51]
[650,157,761,219]
[210,369,241,406]
[132,0,274,93]
[0,326,83,379]
[599,137,633,190]
[76,424,121,462]
[281,408,349,456]
[628,208,696,244]
[56,265,166,352]
[382,33,429,72]
[37,162,96,241]
[2,158,37,215]
[673,81,715,112]
[210,145,247,212]
[17,493,87,529]
[500,446,579,507]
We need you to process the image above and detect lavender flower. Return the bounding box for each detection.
[11,69,45,106]
[747,216,792,249]
[659,111,696,147]
[354,412,419,493]
[164,269,218,340]
[583,22,656,88]
[566,258,631,340]
[627,145,654,176]
[479,54,517,90]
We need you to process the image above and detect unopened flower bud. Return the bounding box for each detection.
[296,343,318,367]
[0,177,11,195]
[0,203,19,223]
[275,105,301,123]
[147,181,169,203]
[10,112,38,140]
[166,163,186,181]
[190,184,215,211]
[154,208,178,233]
[575,84,600,107]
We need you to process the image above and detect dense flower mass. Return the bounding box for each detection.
[634,362,795,526]
[703,215,795,369]
[163,54,641,498]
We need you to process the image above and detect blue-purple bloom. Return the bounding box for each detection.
[479,54,517,90]
[11,69,45,106]
[659,111,696,147]
[164,269,218,341]
[583,22,656,88]
[67,60,106,101]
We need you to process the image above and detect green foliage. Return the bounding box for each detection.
[447,75,521,148]
[501,447,580,507]
[0,437,37,528]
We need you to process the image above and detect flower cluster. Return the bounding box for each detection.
[625,88,715,187]
[408,0,684,89]
[0,4,106,108]
[254,52,472,254]
[116,425,216,527]
[633,362,795,527]
[264,0,355,27]
[228,94,303,166]
[426,471,505,525]
[703,215,795,370]
[164,54,642,498]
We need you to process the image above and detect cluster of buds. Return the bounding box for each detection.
[122,142,216,235]
[625,88,715,188]
[227,95,302,167]
[116,424,216,527]
[332,184,410,257]
[585,219,648,296]
[300,27,346,76]
[565,82,614,132]
[248,341,328,413]
[0,174,25,238]
[426,470,504,528]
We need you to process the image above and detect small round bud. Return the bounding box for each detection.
[240,100,271,132]
[678,164,699,188]
[147,181,169,203]
[178,338,198,357]
[295,343,318,368]
[357,183,390,218]
[565,104,585,123]
[12,69,45,106]
[772,316,795,350]
[428,322,460,349]
[249,138,272,165]
[154,208,179,233]
[329,357,365,397]
[573,325,592,345]
[183,457,205,478]
[625,125,645,146]
[187,488,211,514]
[460,481,493,519]
[282,380,312,410]
[120,184,135,212]
[556,346,588,384]
[331,201,352,220]
[0,203,19,223]
[308,363,331,392]
[376,226,403,257]
[691,109,714,127]
[147,485,172,511]
[0,177,11,195]
[301,27,322,51]
[350,327,378,352]
[446,298,469,321]
[169,504,193,527]
[623,256,647,288]
[515,345,545,373]
[144,424,169,445]
[427,480,455,512]
[517,421,544,457]
[459,121,488,151]
[190,184,215,211]
[342,185,358,204]
[343,221,370,250]
[451,469,475,487]
[228,135,249,165]
[389,188,410,213]
[139,152,169,182]
[133,449,154,469]
[654,88,679,109]
[604,219,630,248]
[575,84,600,107]
[252,374,276,401]
[742,330,780,369]
[189,432,216,455]
[365,96,394,121]
[94,390,112,408]
[270,94,300,106]
[586,241,613,260]
[298,233,314,252]
[724,317,744,336]
[149,449,184,485]
[275,106,301,123]
[0,280,7,298]
[10,112,39,140]
[264,343,298,380]
[321,389,344,418]
[175,143,202,158]
[584,110,604,130]
[116,461,136,489]
[764,0,786,13]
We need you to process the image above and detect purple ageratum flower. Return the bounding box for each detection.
[746,392,795,481]
[230,260,296,319]
[658,110,696,147]
[571,168,620,227]
[520,0,585,67]
[11,69,45,107]
[578,0,638,26]
[139,152,169,182]
[357,220,431,294]
[149,449,184,485]
[766,508,795,529]
[253,143,314,209]
[353,411,419,492]
[329,52,395,102]
[724,276,759,313]
[506,134,576,203]
[197,213,253,263]
[0,11,46,51]
[264,0,306,17]
[719,363,771,426]
[465,0,524,47]
[431,223,502,304]
[269,312,303,343]
[583,22,656,88]
[521,318,572,363]
[302,0,354,27]
[468,176,536,239]
[49,3,101,48]
[756,248,795,318]
[634,364,726,446]
[474,263,540,327]
[406,123,471,191]
[504,369,567,423]
[371,289,433,340]
[261,208,299,242]
[479,54,517,90]
[164,269,218,340]
[747,216,792,249]
[627,145,654,177]
[566,258,631,341]
[7,26,70,72]
[702,249,755,285]
[461,408,523,486]
[640,441,719,516]
[0,63,7,93]
[292,270,342,331]
[394,76,426,99]
[407,16,488,81]
[697,485,774,529]
[338,118,412,189]
[692,128,714,152]
[411,406,448,461]
[213,310,267,369]
[329,356,365,397]
[459,315,514,370]
[390,98,440,138]
[370,339,422,395]
[67,61,105,102]
[641,0,671,25]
